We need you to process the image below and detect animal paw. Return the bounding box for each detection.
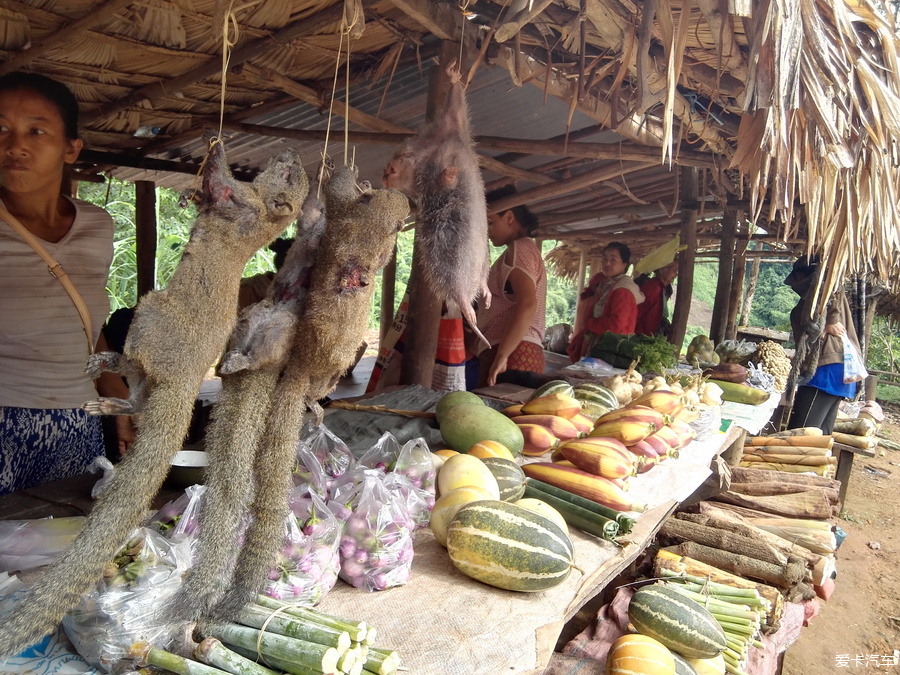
[85,351,122,379]
[83,397,136,416]
[218,351,251,375]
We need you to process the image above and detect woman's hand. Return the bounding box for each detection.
[487,353,508,387]
[823,322,846,337]
[115,415,135,455]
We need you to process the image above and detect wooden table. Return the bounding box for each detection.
[0,425,744,675]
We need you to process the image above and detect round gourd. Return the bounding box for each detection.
[430,486,494,547]
[439,403,525,456]
[435,391,484,424]
[480,457,526,501]
[628,585,727,659]
[468,440,516,461]
[446,500,574,592]
[512,497,568,534]
[528,379,575,400]
[686,654,726,675]
[434,449,460,459]
[437,453,500,500]
[672,652,699,675]
[606,633,675,675]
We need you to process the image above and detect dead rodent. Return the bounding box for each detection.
[0,142,309,659]
[214,165,408,615]
[383,61,490,346]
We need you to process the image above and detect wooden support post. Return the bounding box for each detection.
[739,242,760,327]
[670,167,698,351]
[135,181,157,299]
[400,42,456,388]
[379,244,397,345]
[725,220,747,340]
[573,250,588,335]
[710,206,738,344]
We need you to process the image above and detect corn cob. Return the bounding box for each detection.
[520,462,647,512]
[513,414,580,441]
[517,423,560,457]
[559,439,637,479]
[521,392,582,419]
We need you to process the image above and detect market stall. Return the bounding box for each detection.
[0,374,767,675]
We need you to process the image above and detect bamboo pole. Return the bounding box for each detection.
[725,221,748,341]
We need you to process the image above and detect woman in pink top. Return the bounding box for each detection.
[474,187,547,387]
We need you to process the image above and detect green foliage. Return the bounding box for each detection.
[78,178,278,317]
[368,235,578,331]
[868,316,900,404]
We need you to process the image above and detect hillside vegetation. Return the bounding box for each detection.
[79,180,899,400]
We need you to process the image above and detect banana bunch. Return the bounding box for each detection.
[756,340,791,392]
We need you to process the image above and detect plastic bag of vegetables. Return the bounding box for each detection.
[0,516,85,573]
[149,484,206,543]
[334,471,415,591]
[359,433,436,529]
[261,493,342,605]
[294,423,356,492]
[61,526,193,672]
[293,444,332,497]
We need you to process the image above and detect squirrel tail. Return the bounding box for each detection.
[215,374,310,617]
[0,378,199,659]
[168,369,279,621]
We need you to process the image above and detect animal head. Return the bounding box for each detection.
[382,146,417,199]
[198,141,308,238]
[324,166,409,295]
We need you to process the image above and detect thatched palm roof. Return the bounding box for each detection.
[3,0,900,296]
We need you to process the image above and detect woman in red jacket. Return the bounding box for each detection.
[635,260,679,336]
[567,242,644,362]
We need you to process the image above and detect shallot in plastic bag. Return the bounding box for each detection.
[336,472,415,592]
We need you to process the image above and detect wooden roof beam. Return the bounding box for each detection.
[0,0,136,76]
[82,2,351,126]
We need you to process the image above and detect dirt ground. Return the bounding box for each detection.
[781,403,900,673]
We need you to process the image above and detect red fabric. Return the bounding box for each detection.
[567,287,639,361]
[477,341,545,387]
[634,278,665,336]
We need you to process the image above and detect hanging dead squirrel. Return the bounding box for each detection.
[382,61,491,346]
[207,165,408,617]
[168,168,329,620]
[0,141,308,659]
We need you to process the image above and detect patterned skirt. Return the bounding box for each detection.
[476,341,546,388]
[0,406,104,495]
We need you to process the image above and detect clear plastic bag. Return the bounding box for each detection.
[0,516,85,573]
[264,491,341,605]
[358,433,436,529]
[61,527,193,673]
[295,423,355,493]
[148,484,206,542]
[842,335,868,383]
[337,473,414,592]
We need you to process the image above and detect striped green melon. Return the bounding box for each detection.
[529,379,575,401]
[446,500,574,592]
[481,457,527,502]
[628,585,727,659]
[672,652,699,675]
[572,382,619,410]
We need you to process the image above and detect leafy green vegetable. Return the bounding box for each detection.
[588,332,677,373]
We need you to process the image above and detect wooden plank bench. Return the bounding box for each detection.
[833,441,876,505]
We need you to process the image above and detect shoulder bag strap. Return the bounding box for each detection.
[0,204,95,354]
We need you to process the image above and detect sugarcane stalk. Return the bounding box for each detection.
[663,584,759,619]
[338,645,362,674]
[364,647,401,675]
[724,662,751,675]
[194,638,280,675]
[202,621,341,674]
[130,642,229,675]
[240,604,351,652]
[255,595,367,642]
